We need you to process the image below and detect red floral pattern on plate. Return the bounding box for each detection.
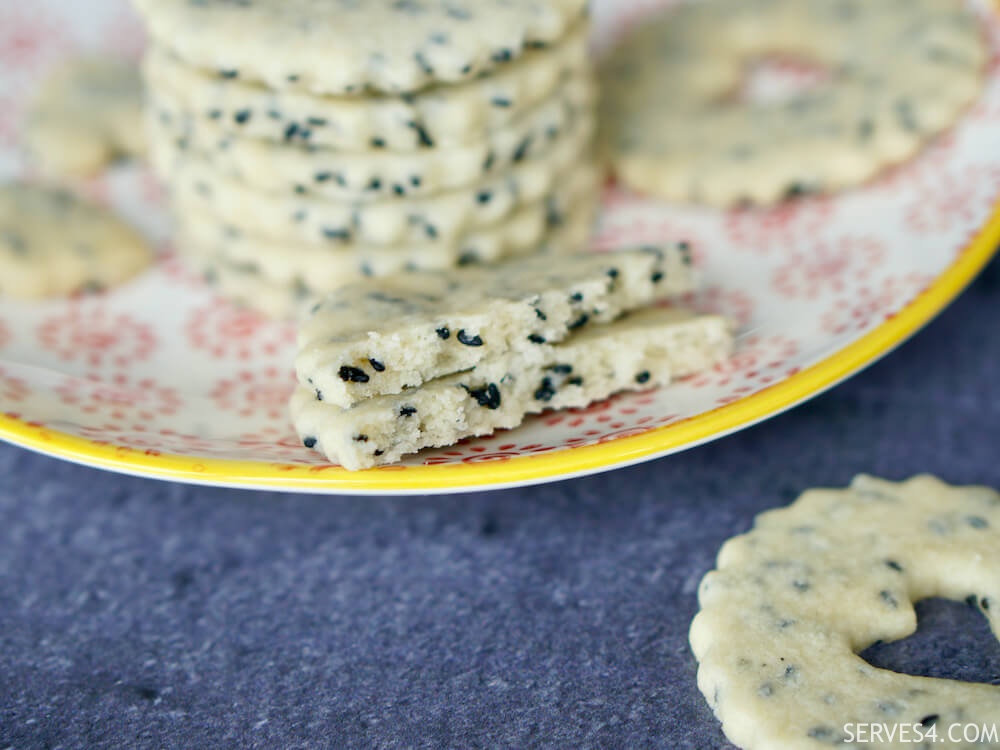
[821,274,936,337]
[186,302,294,362]
[724,197,836,254]
[37,302,157,371]
[210,366,296,421]
[56,374,181,429]
[771,236,887,299]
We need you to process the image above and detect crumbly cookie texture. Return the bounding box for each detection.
[148,75,595,201]
[176,162,600,287]
[142,23,590,152]
[181,199,598,320]
[23,57,146,178]
[296,246,695,408]
[0,184,151,299]
[132,0,589,96]
[150,103,595,247]
[690,474,1000,750]
[292,307,733,469]
[600,0,987,206]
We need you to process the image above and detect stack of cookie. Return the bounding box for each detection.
[132,0,599,318]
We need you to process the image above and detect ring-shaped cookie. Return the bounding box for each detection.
[690,474,1000,750]
[600,0,989,206]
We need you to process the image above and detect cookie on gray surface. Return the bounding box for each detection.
[296,246,696,408]
[132,0,589,96]
[599,0,987,206]
[690,474,1000,750]
[23,57,146,178]
[142,23,590,152]
[292,307,733,469]
[150,107,595,247]
[0,184,152,299]
[149,75,595,201]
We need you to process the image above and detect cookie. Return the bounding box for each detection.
[187,252,316,320]
[179,191,599,320]
[22,57,147,178]
[132,0,589,96]
[142,23,590,152]
[690,474,1000,750]
[600,0,987,206]
[0,184,152,299]
[292,307,733,469]
[149,74,595,201]
[149,106,595,247]
[175,162,600,287]
[296,245,695,408]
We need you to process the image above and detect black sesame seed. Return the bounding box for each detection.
[368,358,386,372]
[436,327,450,340]
[482,150,496,172]
[879,590,899,608]
[315,171,333,183]
[338,366,370,383]
[546,364,572,375]
[373,449,384,456]
[399,406,417,417]
[534,308,547,321]
[607,268,619,279]
[476,190,492,204]
[534,377,556,402]
[408,120,434,148]
[967,515,988,529]
[219,69,239,79]
[569,292,583,302]
[491,96,512,108]
[284,122,300,141]
[920,715,939,728]
[322,227,352,241]
[393,184,406,197]
[233,109,252,125]
[467,383,502,409]
[635,371,651,384]
[457,330,483,346]
[371,137,386,148]
[512,136,532,163]
[885,560,904,572]
[353,434,369,443]
[566,376,584,387]
[303,437,317,448]
[368,177,383,191]
[410,176,422,188]
[528,334,546,344]
[315,389,324,401]
[568,313,589,330]
[651,271,664,283]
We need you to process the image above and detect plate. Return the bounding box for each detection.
[1,1,999,494]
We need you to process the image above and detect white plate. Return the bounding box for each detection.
[1,0,999,493]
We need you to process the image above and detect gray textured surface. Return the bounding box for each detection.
[3,259,1000,749]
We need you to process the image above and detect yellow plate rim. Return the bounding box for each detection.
[2,198,999,495]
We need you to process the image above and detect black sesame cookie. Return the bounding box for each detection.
[0,184,151,299]
[131,0,589,97]
[175,161,600,288]
[599,0,987,206]
[23,57,146,178]
[148,74,595,201]
[291,307,733,470]
[141,23,590,152]
[295,245,696,408]
[690,474,1000,750]
[150,103,595,247]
